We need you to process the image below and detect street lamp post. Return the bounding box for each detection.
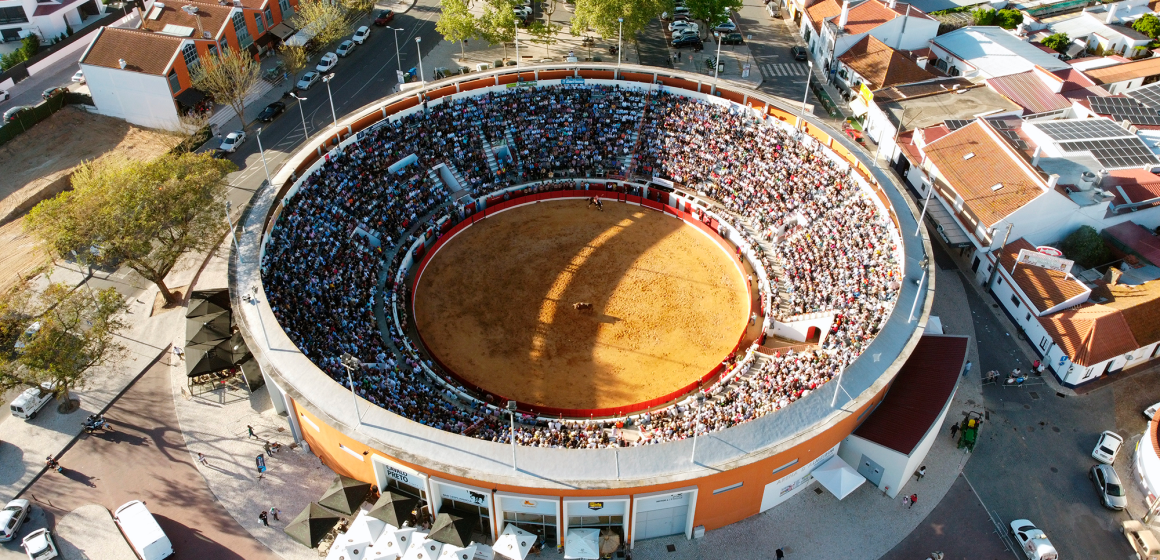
[515,38,519,68]
[713,31,723,84]
[507,400,518,471]
[798,61,814,131]
[340,353,362,426]
[415,36,424,82]
[255,127,271,187]
[289,91,309,140]
[321,73,338,129]
[617,17,623,66]
[690,393,706,463]
[386,27,403,77]
[224,200,239,250]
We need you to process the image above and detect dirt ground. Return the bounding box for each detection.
[413,200,750,411]
[0,107,178,291]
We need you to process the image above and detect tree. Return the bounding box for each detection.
[437,0,477,61]
[527,20,562,55]
[477,0,518,59]
[685,0,742,39]
[280,44,310,81]
[971,7,994,26]
[1040,33,1070,53]
[995,8,1024,29]
[572,0,668,40]
[0,281,126,413]
[191,48,261,131]
[25,153,237,305]
[340,0,375,13]
[291,0,355,49]
[1133,13,1160,40]
[1059,225,1112,269]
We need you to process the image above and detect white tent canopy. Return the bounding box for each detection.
[564,529,600,560]
[402,535,443,560]
[812,455,866,500]
[346,511,391,545]
[370,526,417,558]
[438,544,479,560]
[494,524,535,560]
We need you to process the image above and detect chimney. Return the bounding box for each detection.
[1106,3,1118,23]
[889,0,897,8]
[119,58,127,69]
[1047,174,1060,189]
[916,56,928,69]
[1032,146,1042,166]
[839,0,850,29]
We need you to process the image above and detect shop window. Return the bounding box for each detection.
[167,70,181,94]
[503,512,557,546]
[255,12,265,35]
[220,36,229,52]
[441,498,491,543]
[233,11,252,48]
[264,8,273,27]
[1010,294,1021,308]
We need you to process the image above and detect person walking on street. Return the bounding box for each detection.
[963,360,972,377]
[909,493,918,508]
[259,511,269,526]
[775,549,784,559]
[198,453,209,466]
[950,423,959,439]
[270,507,280,521]
[247,425,256,439]
[915,465,926,481]
[902,495,910,508]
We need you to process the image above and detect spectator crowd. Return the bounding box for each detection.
[263,84,900,449]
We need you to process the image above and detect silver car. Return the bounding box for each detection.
[0,499,30,541]
[1090,463,1127,510]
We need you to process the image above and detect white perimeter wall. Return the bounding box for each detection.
[81,64,180,130]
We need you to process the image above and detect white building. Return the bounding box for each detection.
[79,26,186,130]
[806,0,939,71]
[929,26,1070,79]
[0,0,106,44]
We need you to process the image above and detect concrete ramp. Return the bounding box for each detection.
[56,503,137,560]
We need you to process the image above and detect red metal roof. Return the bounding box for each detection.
[853,335,970,455]
[986,71,1072,115]
[1104,221,1160,266]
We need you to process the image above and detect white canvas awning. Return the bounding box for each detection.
[812,455,866,500]
[494,524,536,560]
[563,528,600,559]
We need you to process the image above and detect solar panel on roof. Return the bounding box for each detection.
[1058,137,1159,169]
[944,119,972,130]
[1088,96,1160,125]
[1128,82,1160,112]
[987,119,1014,130]
[1035,119,1132,141]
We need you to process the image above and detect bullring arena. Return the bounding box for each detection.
[236,64,934,552]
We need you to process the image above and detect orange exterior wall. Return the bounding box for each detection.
[289,382,886,536]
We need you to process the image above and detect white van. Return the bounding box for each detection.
[113,501,172,560]
[10,383,54,420]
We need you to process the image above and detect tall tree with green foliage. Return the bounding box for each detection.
[477,0,518,58]
[290,0,355,48]
[1040,33,1070,53]
[437,0,477,60]
[527,20,562,55]
[571,0,668,40]
[970,7,994,25]
[685,0,742,39]
[1133,13,1160,39]
[0,281,126,413]
[25,153,237,305]
[1059,225,1112,269]
[191,48,261,131]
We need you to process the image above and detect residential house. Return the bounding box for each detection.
[1044,8,1152,60]
[0,0,106,43]
[835,34,935,114]
[808,0,939,72]
[1083,57,1160,94]
[929,26,1071,79]
[985,65,1107,119]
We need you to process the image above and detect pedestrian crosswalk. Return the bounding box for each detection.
[758,63,809,78]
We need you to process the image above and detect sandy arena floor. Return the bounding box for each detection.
[413,200,750,411]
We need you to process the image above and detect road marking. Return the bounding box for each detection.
[760,63,807,78]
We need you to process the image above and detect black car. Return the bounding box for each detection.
[720,32,744,45]
[671,35,703,49]
[257,101,286,122]
[791,45,808,61]
[42,86,67,100]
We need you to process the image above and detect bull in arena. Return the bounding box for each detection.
[573,302,593,312]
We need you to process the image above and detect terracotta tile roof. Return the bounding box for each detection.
[190,0,267,9]
[80,27,182,76]
[1084,57,1160,85]
[806,0,843,25]
[890,2,932,20]
[997,238,1090,313]
[844,0,899,34]
[141,1,233,39]
[923,121,1046,226]
[1102,169,1160,208]
[852,335,969,455]
[1040,303,1139,366]
[1089,278,1160,345]
[839,35,934,89]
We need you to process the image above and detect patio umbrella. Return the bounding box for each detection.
[186,311,231,349]
[344,510,389,544]
[185,347,234,377]
[598,528,620,556]
[186,289,230,318]
[437,544,478,560]
[318,475,372,515]
[213,331,251,365]
[494,524,535,560]
[563,528,600,559]
[402,536,443,560]
[428,512,474,547]
[368,491,417,528]
[370,526,417,558]
[284,502,341,549]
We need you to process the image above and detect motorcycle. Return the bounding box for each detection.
[83,414,110,433]
[46,457,62,473]
[608,45,619,56]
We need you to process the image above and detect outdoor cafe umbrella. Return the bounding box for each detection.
[214,331,251,365]
[598,528,621,556]
[368,491,418,528]
[318,475,372,515]
[494,523,535,560]
[186,289,230,318]
[284,502,341,549]
[563,528,600,560]
[185,347,235,377]
[428,512,474,548]
[186,311,231,349]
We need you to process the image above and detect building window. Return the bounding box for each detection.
[232,11,252,48]
[182,43,200,72]
[264,8,273,27]
[1025,313,1031,322]
[0,6,28,24]
[1011,295,1021,308]
[713,482,743,495]
[254,12,265,35]
[219,36,229,52]
[279,0,292,17]
[167,70,180,93]
[207,43,218,57]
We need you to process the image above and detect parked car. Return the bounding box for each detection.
[13,321,40,352]
[336,39,356,57]
[719,32,744,45]
[0,499,31,542]
[316,52,338,72]
[10,382,54,421]
[257,101,285,122]
[671,35,703,49]
[1009,519,1058,560]
[71,70,85,84]
[668,18,695,32]
[3,106,29,123]
[1123,519,1160,559]
[219,130,246,153]
[114,501,173,560]
[662,6,690,19]
[1089,464,1127,510]
[1092,430,1124,464]
[513,5,532,17]
[766,2,781,17]
[373,9,394,26]
[791,45,808,61]
[21,528,57,560]
[1145,401,1159,419]
[672,28,699,41]
[714,19,737,32]
[352,25,371,44]
[41,87,67,100]
[0,90,8,103]
[297,71,320,90]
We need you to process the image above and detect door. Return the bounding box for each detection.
[634,505,688,541]
[856,455,884,487]
[972,256,981,273]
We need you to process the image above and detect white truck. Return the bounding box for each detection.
[10,383,54,420]
[113,501,173,560]
[1011,519,1059,560]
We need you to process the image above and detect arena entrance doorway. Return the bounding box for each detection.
[630,489,697,543]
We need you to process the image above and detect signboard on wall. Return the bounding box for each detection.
[566,499,626,516]
[373,455,427,492]
[859,83,874,106]
[498,495,557,515]
[760,445,838,512]
[635,492,691,513]
[1016,248,1074,274]
[440,483,489,507]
